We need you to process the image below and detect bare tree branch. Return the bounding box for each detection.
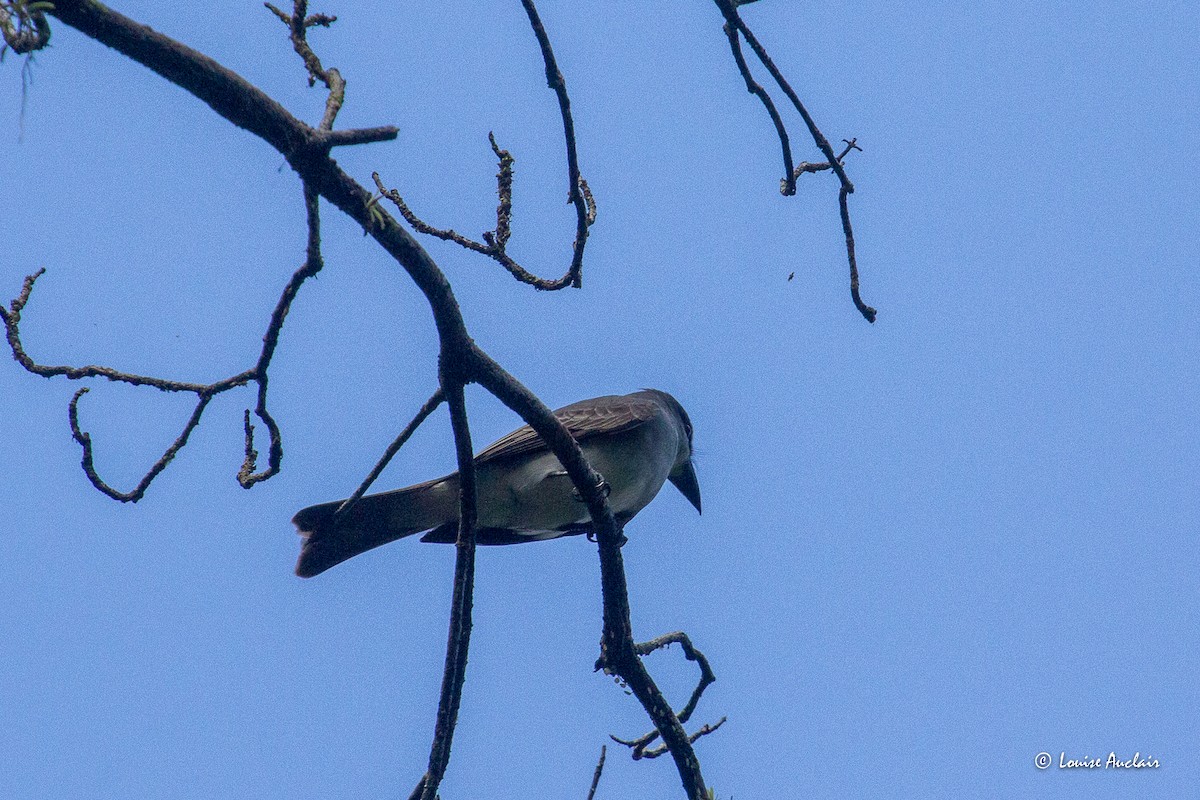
[240,183,327,487]
[721,14,795,195]
[713,0,877,323]
[3,269,252,500]
[517,0,592,289]
[373,132,593,291]
[0,4,802,797]
[68,386,214,503]
[2,181,329,498]
[375,0,596,292]
[586,745,607,800]
[417,380,479,800]
[264,0,344,131]
[614,717,727,761]
[609,632,721,760]
[334,388,446,519]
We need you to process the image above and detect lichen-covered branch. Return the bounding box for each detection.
[0,0,51,55]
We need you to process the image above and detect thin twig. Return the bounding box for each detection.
[721,18,794,195]
[373,138,580,291]
[720,3,847,187]
[635,632,718,727]
[586,745,607,800]
[69,387,214,503]
[2,270,247,394]
[374,1,595,292]
[714,0,876,322]
[518,0,591,288]
[265,0,344,130]
[792,138,862,180]
[334,388,445,519]
[3,184,332,497]
[614,717,728,760]
[239,183,328,486]
[3,270,256,499]
[839,185,875,322]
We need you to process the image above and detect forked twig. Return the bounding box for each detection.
[613,718,727,760]
[608,632,723,760]
[264,0,396,144]
[722,16,794,195]
[374,0,596,291]
[714,0,877,322]
[3,182,330,499]
[518,0,593,288]
[239,183,327,487]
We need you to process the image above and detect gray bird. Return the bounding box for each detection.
[293,389,701,577]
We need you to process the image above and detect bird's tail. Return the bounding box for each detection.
[293,476,458,578]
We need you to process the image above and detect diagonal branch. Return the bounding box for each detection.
[334,387,445,519]
[586,745,606,800]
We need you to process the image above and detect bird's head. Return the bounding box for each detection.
[642,389,702,515]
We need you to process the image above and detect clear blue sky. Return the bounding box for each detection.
[2,2,1197,798]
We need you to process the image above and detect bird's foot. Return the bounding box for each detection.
[571,474,611,502]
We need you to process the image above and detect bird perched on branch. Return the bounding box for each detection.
[293,389,701,577]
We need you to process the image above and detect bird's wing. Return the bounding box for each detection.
[474,393,661,465]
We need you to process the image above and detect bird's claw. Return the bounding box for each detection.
[572,476,611,502]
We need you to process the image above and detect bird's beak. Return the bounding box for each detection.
[669,460,702,514]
